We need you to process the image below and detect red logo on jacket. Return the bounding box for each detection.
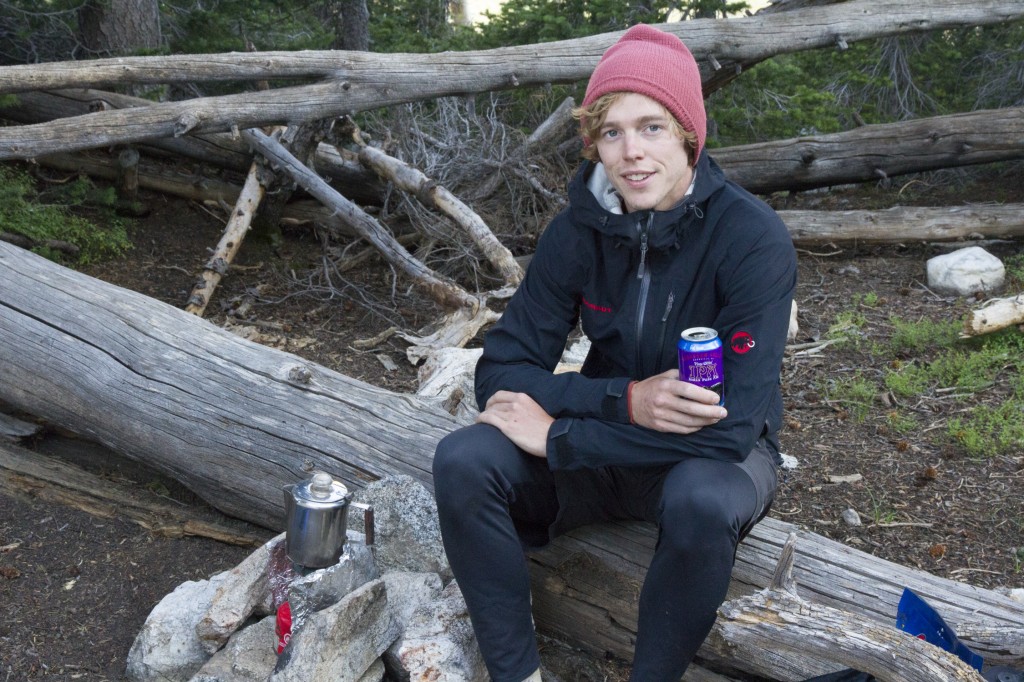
[730,331,755,354]
[581,297,612,314]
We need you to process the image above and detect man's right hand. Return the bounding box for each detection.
[629,369,727,434]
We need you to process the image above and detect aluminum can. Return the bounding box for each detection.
[678,327,724,405]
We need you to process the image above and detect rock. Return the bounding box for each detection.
[779,453,799,470]
[126,573,229,682]
[380,572,445,680]
[188,615,278,682]
[269,579,401,682]
[351,475,451,581]
[358,657,386,682]
[926,246,1005,296]
[195,534,282,654]
[392,580,487,682]
[842,508,863,526]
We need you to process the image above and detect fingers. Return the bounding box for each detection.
[631,372,727,434]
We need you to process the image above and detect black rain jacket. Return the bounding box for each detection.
[475,151,797,469]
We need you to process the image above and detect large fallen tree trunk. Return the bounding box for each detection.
[1,0,1022,160]
[9,90,1023,200]
[1,241,1021,680]
[716,106,1024,193]
[781,203,1024,243]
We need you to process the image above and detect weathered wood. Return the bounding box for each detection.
[0,440,270,547]
[962,292,1024,336]
[185,160,266,316]
[1,241,1021,680]
[717,107,1024,193]
[781,203,1024,244]
[1,89,384,202]
[712,535,986,681]
[357,144,523,288]
[1,0,1021,159]
[243,128,482,312]
[0,0,1017,96]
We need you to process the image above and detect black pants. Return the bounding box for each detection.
[432,423,778,682]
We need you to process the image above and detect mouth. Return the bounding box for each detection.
[622,172,653,183]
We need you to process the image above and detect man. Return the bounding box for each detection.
[433,24,797,682]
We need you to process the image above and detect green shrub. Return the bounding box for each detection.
[0,166,131,263]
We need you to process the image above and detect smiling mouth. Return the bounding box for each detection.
[624,173,652,182]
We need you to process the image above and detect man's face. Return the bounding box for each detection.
[594,93,693,214]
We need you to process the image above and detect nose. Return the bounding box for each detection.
[622,131,644,159]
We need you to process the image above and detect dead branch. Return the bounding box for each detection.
[185,160,266,317]
[962,292,1024,336]
[357,144,523,288]
[241,128,481,313]
[0,439,270,547]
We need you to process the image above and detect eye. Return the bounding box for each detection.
[645,124,663,134]
[601,129,620,140]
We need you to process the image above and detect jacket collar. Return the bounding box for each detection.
[567,150,723,250]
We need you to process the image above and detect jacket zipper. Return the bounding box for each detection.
[657,291,676,369]
[634,213,654,375]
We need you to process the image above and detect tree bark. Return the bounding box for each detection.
[1,241,1021,680]
[78,0,162,57]
[1,0,1021,160]
[716,107,1024,194]
[0,439,270,547]
[780,203,1024,244]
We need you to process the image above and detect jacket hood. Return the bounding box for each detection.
[566,150,725,250]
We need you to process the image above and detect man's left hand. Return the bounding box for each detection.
[476,391,554,458]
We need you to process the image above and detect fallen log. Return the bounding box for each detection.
[0,439,270,547]
[1,0,1021,159]
[12,89,1024,204]
[1,89,384,203]
[0,241,1021,680]
[962,292,1024,337]
[780,203,1024,244]
[711,534,986,681]
[185,159,266,316]
[717,107,1024,194]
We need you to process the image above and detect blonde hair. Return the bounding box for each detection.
[572,92,698,166]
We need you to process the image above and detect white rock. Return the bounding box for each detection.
[926,246,1005,296]
[380,572,445,679]
[779,453,799,470]
[195,533,283,654]
[351,475,451,581]
[188,615,278,682]
[842,509,863,527]
[393,580,487,682]
[126,573,228,682]
[788,300,799,342]
[357,658,386,682]
[269,579,401,682]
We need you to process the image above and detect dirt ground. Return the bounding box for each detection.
[2,161,1023,681]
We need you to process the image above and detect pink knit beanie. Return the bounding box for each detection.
[583,24,707,160]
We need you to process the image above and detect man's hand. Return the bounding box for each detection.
[629,369,727,434]
[476,391,554,458]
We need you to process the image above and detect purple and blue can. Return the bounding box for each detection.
[678,327,724,405]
